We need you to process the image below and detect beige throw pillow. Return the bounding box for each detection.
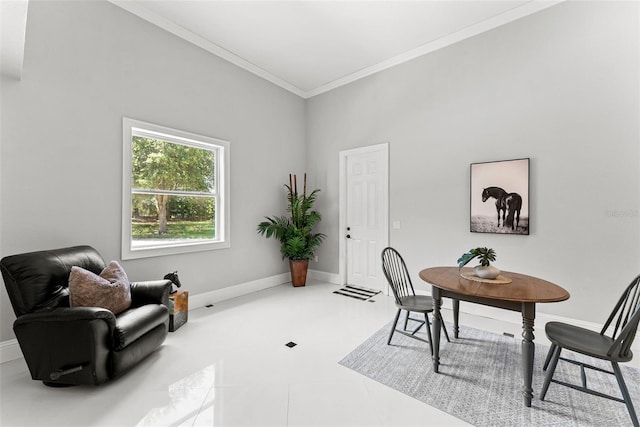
[69,261,132,314]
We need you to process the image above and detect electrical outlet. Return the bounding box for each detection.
[314,255,318,262]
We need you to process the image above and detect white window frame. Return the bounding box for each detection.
[122,117,230,259]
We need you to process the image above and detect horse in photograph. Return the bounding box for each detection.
[504,193,522,230]
[481,187,522,231]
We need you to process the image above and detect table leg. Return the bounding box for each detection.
[521,303,536,407]
[432,286,442,373]
[453,299,460,339]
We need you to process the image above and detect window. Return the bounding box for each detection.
[122,118,230,259]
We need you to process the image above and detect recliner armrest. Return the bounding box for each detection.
[14,306,116,330]
[130,280,171,308]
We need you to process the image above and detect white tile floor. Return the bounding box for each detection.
[0,280,564,427]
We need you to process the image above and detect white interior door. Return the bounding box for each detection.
[339,143,389,292]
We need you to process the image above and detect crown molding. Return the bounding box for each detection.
[4,1,565,95]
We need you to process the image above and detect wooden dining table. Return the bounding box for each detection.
[419,266,570,407]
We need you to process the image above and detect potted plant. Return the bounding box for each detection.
[457,247,500,279]
[257,173,326,287]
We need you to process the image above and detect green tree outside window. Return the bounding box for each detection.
[131,137,215,237]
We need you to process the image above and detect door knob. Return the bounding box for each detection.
[346,234,351,239]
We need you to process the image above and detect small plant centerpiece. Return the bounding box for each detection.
[257,173,326,287]
[457,247,500,279]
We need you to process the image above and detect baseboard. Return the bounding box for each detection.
[308,269,340,284]
[3,270,637,364]
[0,339,21,364]
[189,272,290,309]
[188,270,340,309]
[414,288,602,331]
[438,298,640,359]
[415,288,640,359]
[439,298,601,330]
[0,272,291,364]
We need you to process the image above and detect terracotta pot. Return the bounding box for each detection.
[289,259,309,287]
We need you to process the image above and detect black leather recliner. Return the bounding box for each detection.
[0,245,171,386]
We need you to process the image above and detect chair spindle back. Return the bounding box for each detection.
[602,275,640,358]
[381,247,416,305]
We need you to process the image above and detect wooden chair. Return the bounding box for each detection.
[381,247,449,355]
[540,274,640,427]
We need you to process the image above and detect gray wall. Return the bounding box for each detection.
[1,0,638,343]
[307,1,639,323]
[0,1,305,342]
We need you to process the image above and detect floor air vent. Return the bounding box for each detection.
[333,285,381,301]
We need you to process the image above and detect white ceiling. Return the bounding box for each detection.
[2,1,563,97]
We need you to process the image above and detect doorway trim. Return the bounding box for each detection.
[338,142,390,288]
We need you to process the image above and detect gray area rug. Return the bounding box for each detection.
[339,321,640,426]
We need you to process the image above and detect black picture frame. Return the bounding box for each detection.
[470,158,530,235]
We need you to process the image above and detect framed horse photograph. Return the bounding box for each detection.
[470,158,530,235]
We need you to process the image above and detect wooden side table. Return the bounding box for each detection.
[168,290,188,332]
